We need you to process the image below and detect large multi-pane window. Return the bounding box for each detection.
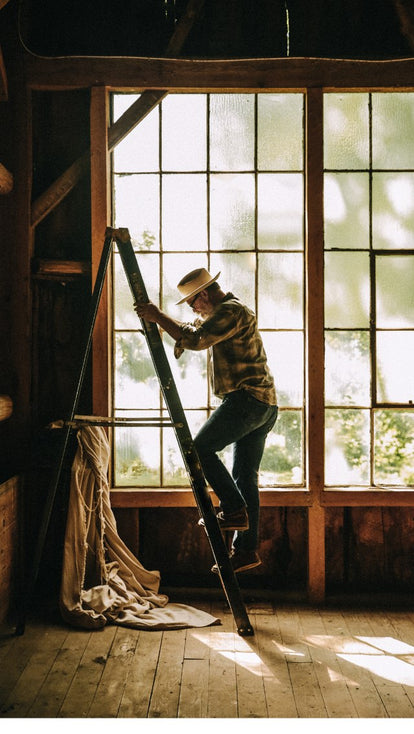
[324,92,414,487]
[111,93,305,489]
[110,90,414,492]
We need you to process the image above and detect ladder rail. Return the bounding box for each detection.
[115,228,254,636]
[15,232,114,636]
[16,227,254,637]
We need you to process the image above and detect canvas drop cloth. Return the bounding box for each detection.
[59,425,220,630]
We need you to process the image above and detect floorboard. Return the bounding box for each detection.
[2,598,414,719]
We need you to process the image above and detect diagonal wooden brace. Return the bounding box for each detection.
[31,0,205,227]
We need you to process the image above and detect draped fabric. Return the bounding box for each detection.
[59,425,219,630]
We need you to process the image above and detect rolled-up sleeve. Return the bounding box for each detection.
[174,307,239,358]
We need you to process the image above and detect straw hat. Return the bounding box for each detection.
[176,268,220,305]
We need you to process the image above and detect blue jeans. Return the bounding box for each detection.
[194,390,278,551]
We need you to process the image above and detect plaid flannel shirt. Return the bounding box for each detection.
[174,293,277,405]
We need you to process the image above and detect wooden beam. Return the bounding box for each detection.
[0,45,7,101]
[90,86,111,419]
[108,90,167,151]
[30,92,167,226]
[10,81,33,464]
[26,55,414,92]
[305,87,325,602]
[0,162,13,193]
[31,259,91,278]
[322,489,414,506]
[394,0,414,52]
[0,395,13,422]
[305,88,324,504]
[109,489,313,508]
[30,0,205,228]
[30,153,90,226]
[307,504,325,604]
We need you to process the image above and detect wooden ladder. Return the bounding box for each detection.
[16,227,253,637]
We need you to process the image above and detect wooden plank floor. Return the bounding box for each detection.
[2,598,414,718]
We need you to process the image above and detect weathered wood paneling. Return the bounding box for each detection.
[0,476,20,623]
[114,506,308,591]
[325,507,414,593]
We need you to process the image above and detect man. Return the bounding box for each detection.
[134,268,278,574]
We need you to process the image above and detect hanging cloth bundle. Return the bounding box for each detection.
[59,425,219,630]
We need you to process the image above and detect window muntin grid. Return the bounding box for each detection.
[324,92,414,488]
[111,92,305,489]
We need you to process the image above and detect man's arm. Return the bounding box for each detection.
[134,301,183,341]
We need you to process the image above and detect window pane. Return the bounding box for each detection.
[262,332,304,407]
[210,94,254,171]
[258,173,304,250]
[376,256,414,328]
[260,410,303,485]
[374,410,414,486]
[325,331,370,406]
[113,93,138,122]
[325,409,370,485]
[163,427,189,486]
[324,252,370,328]
[257,93,303,171]
[372,93,414,169]
[162,174,207,251]
[324,172,369,249]
[377,332,414,403]
[210,174,255,250]
[324,93,369,170]
[114,414,160,487]
[258,253,303,329]
[372,173,414,249]
[209,252,256,311]
[111,91,306,490]
[114,252,159,330]
[162,94,206,171]
[164,340,207,409]
[113,174,159,248]
[163,411,207,487]
[115,333,160,409]
[113,95,159,173]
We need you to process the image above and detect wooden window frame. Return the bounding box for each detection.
[27,53,414,601]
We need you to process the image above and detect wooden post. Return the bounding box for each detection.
[305,87,325,603]
[308,504,325,604]
[12,77,33,468]
[90,87,111,418]
[0,162,13,194]
[0,45,7,101]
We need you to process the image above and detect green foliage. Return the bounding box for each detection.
[137,229,156,251]
[375,411,414,485]
[116,333,156,383]
[261,412,302,477]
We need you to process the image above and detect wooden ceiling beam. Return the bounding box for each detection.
[26,55,414,93]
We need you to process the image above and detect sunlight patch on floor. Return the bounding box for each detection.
[192,629,414,686]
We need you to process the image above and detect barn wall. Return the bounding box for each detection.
[1,1,414,619]
[0,478,20,623]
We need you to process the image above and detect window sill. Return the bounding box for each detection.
[322,487,414,506]
[109,486,414,508]
[109,487,312,507]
